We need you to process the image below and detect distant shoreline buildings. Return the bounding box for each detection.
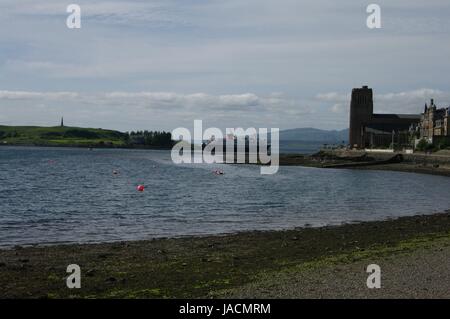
[349,86,449,150]
[419,99,450,141]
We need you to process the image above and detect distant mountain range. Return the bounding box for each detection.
[276,127,349,154]
[279,127,349,143]
[0,124,349,154]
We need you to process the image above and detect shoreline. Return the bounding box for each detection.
[0,212,446,250]
[2,211,450,298]
[279,152,450,177]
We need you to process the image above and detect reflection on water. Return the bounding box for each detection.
[1,146,449,247]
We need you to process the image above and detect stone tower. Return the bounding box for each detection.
[349,86,373,148]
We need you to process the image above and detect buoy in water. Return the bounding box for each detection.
[136,185,145,192]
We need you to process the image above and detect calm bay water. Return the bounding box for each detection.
[1,146,450,247]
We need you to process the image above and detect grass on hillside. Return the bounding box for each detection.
[0,125,128,147]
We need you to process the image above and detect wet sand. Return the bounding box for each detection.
[2,211,450,298]
[351,162,450,177]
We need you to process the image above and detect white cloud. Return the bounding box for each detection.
[376,89,447,101]
[0,90,79,100]
[97,92,265,111]
[317,88,450,114]
[0,90,312,130]
[3,88,447,131]
[331,103,345,113]
[316,92,350,103]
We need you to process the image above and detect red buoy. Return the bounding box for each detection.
[136,185,145,192]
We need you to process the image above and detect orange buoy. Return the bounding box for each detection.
[136,185,145,192]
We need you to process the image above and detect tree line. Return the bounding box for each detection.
[126,131,173,148]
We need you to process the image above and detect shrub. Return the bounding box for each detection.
[437,139,450,150]
[416,139,433,152]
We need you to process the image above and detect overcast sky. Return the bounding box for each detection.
[1,0,449,132]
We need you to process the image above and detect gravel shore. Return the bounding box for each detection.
[214,234,450,298]
[2,212,450,298]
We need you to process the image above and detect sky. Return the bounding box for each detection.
[0,0,450,132]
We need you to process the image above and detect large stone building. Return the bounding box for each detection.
[419,99,450,142]
[349,86,420,149]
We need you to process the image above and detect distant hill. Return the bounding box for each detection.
[277,127,349,154]
[0,125,174,149]
[279,127,348,143]
[0,125,128,147]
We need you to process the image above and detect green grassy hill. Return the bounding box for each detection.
[0,125,128,147]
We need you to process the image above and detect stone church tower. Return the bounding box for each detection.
[349,86,373,148]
